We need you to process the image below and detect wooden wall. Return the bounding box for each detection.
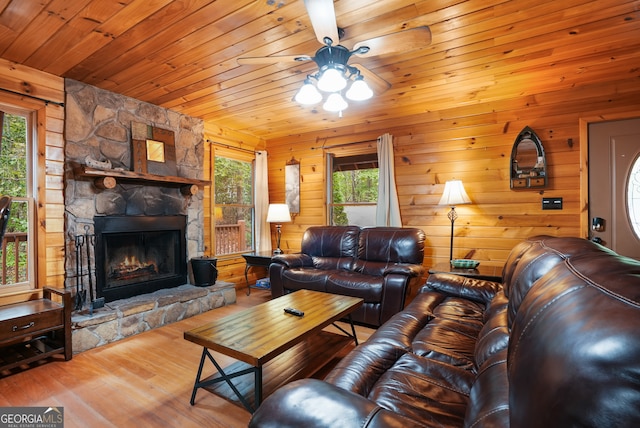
[264,78,640,273]
[0,58,65,304]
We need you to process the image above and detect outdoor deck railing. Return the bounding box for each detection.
[215,220,247,255]
[1,232,28,285]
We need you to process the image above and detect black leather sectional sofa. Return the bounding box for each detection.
[250,236,640,427]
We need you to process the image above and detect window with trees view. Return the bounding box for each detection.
[214,156,254,255]
[0,110,35,290]
[329,153,379,226]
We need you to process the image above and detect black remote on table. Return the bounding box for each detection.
[284,307,304,317]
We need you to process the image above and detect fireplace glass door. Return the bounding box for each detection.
[95,216,187,302]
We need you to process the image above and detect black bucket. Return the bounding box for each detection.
[191,257,218,286]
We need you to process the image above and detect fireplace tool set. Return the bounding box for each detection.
[74,225,104,313]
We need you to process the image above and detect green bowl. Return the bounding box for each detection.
[451,259,480,269]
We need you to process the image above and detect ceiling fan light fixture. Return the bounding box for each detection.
[295,79,322,105]
[323,92,348,112]
[346,77,373,101]
[317,67,347,92]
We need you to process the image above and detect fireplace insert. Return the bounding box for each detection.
[94,215,187,302]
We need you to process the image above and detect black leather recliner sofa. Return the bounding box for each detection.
[251,236,640,427]
[269,226,426,327]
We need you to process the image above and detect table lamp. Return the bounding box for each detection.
[438,180,471,263]
[266,203,291,254]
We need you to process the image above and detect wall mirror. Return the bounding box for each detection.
[285,157,300,214]
[510,126,547,189]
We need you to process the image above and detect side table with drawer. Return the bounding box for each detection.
[0,287,72,373]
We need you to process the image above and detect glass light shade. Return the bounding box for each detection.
[317,67,347,93]
[266,203,291,223]
[323,93,348,112]
[438,180,472,206]
[294,81,322,105]
[346,78,373,101]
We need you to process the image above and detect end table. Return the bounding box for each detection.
[428,263,503,282]
[242,251,276,295]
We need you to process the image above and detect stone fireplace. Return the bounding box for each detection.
[64,79,206,302]
[62,80,235,354]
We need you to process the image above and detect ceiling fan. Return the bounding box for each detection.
[237,0,431,112]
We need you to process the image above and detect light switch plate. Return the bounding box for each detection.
[542,197,563,210]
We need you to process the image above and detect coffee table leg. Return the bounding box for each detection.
[331,315,359,346]
[189,347,261,413]
[190,347,208,405]
[348,314,359,346]
[255,366,263,408]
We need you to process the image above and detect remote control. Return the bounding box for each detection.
[284,307,304,317]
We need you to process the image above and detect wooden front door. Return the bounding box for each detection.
[588,118,640,259]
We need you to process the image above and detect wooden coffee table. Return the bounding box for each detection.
[184,289,363,412]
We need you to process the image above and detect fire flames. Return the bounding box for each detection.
[109,255,157,280]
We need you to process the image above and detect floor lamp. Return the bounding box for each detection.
[438,180,471,263]
[266,203,291,254]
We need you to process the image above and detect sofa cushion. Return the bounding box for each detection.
[426,273,501,305]
[354,227,426,276]
[326,271,384,303]
[508,253,640,427]
[301,225,361,256]
[412,297,485,370]
[505,236,612,327]
[281,268,333,292]
[369,352,473,427]
[474,291,509,369]
[464,349,509,428]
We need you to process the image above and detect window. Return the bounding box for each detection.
[627,153,640,239]
[214,155,254,255]
[0,109,36,291]
[328,153,379,226]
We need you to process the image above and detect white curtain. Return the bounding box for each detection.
[376,133,402,227]
[254,151,271,252]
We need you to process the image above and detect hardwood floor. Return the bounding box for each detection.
[0,289,374,427]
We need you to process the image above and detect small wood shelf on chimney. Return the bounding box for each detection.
[74,164,211,195]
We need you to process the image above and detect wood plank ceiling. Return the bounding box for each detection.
[0,0,638,141]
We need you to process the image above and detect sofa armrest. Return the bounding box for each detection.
[424,273,502,304]
[271,253,313,268]
[249,379,427,428]
[383,263,423,278]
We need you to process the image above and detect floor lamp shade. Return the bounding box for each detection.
[439,180,471,262]
[266,204,291,254]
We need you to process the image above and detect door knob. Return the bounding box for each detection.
[591,217,605,232]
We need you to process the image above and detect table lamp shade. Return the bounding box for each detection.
[439,180,471,206]
[266,204,291,223]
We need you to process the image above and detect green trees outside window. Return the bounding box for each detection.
[214,156,254,255]
[0,113,29,285]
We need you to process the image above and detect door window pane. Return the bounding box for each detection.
[627,154,640,239]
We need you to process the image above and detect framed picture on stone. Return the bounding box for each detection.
[131,122,177,176]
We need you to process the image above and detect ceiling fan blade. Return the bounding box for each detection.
[353,26,431,58]
[304,0,339,45]
[352,63,391,95]
[237,55,313,65]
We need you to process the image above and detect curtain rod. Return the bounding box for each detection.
[206,139,263,155]
[310,138,377,151]
[0,87,65,107]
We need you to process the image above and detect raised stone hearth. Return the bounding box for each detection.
[71,281,235,353]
